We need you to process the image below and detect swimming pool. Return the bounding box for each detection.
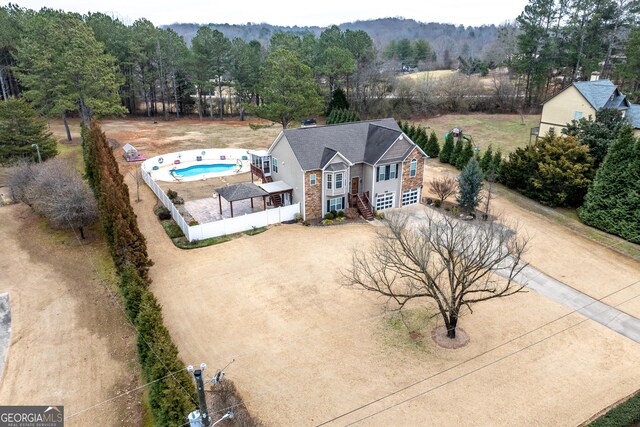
[172,163,237,177]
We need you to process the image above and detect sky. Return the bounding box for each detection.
[1,0,528,27]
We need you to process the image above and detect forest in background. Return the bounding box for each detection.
[0,1,639,124]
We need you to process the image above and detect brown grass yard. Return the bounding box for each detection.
[4,116,640,425]
[130,178,640,426]
[104,117,640,425]
[0,204,145,426]
[412,113,541,154]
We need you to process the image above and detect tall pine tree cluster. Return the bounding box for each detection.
[82,121,196,425]
[326,108,360,124]
[397,121,440,158]
[578,126,640,243]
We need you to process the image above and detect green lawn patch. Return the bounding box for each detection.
[243,226,267,236]
[413,114,540,154]
[159,217,268,249]
[161,220,184,239]
[172,235,233,249]
[588,388,640,427]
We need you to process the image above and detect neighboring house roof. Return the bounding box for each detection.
[604,94,630,110]
[627,104,640,129]
[280,118,422,171]
[573,80,620,110]
[215,182,268,202]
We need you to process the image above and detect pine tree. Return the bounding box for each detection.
[492,149,503,179]
[450,138,463,167]
[480,144,494,173]
[424,131,440,158]
[327,88,349,115]
[0,98,58,165]
[456,140,474,169]
[119,263,149,322]
[326,109,336,124]
[440,133,454,163]
[457,157,484,213]
[578,127,640,243]
[135,292,196,426]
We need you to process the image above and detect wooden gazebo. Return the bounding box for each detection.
[214,182,269,218]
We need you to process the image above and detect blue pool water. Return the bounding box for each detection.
[173,163,236,177]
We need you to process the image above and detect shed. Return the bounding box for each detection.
[123,144,138,160]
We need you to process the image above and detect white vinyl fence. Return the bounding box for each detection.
[142,168,300,242]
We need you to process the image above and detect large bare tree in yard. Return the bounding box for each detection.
[345,210,529,341]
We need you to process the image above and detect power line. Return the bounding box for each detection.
[65,367,189,420]
[316,278,640,426]
[343,290,640,426]
[62,216,198,419]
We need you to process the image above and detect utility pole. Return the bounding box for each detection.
[188,364,211,427]
[187,363,233,427]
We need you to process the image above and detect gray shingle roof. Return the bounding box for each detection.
[215,182,268,202]
[574,80,619,110]
[627,105,640,129]
[280,118,405,171]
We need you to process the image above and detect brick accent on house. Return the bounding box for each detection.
[401,148,425,200]
[304,170,323,219]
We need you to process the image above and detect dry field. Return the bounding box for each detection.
[5,117,639,426]
[0,204,144,426]
[95,117,639,425]
[131,181,640,426]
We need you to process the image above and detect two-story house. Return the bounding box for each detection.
[539,78,640,137]
[250,118,427,220]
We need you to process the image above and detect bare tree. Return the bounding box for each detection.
[344,210,528,340]
[6,160,37,204]
[429,176,458,203]
[8,158,98,239]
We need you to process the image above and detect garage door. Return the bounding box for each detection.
[402,188,419,206]
[375,192,395,210]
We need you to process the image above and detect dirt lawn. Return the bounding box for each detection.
[29,117,640,425]
[86,117,640,426]
[132,183,640,425]
[0,204,144,426]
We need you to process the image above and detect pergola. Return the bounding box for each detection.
[214,182,269,218]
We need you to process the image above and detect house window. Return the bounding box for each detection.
[376,164,399,182]
[402,188,419,206]
[309,174,316,185]
[335,172,343,189]
[272,157,278,173]
[410,159,417,177]
[375,192,395,210]
[574,111,583,120]
[326,173,332,190]
[327,197,345,213]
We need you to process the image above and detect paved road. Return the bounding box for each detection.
[503,265,640,344]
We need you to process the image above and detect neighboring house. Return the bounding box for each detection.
[250,118,427,220]
[539,78,640,137]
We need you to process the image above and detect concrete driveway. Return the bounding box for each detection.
[399,205,640,345]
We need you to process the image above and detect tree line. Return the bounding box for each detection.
[83,120,197,424]
[512,0,640,107]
